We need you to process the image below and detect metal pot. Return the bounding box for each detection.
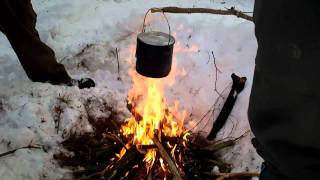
[136,31,175,78]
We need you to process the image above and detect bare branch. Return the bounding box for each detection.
[212,51,223,98]
[211,172,260,180]
[150,7,253,22]
[115,48,121,81]
[0,145,41,158]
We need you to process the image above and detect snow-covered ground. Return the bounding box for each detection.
[0,0,262,179]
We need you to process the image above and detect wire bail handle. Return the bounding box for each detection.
[141,9,172,45]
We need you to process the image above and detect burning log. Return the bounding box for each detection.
[102,146,144,179]
[137,144,157,150]
[207,73,247,140]
[152,130,183,180]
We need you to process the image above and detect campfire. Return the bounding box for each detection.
[111,62,190,179]
[54,14,257,180]
[54,47,254,179]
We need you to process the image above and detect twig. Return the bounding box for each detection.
[212,51,222,73]
[189,103,215,131]
[0,145,41,158]
[102,146,144,179]
[56,119,60,134]
[75,44,94,58]
[115,48,121,81]
[204,139,236,152]
[212,51,223,98]
[152,130,182,180]
[234,130,250,141]
[209,172,260,180]
[206,51,211,64]
[205,159,232,170]
[105,133,127,150]
[188,84,230,132]
[150,7,253,22]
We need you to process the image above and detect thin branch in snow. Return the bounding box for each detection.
[188,85,226,131]
[206,51,211,64]
[115,48,121,81]
[209,172,260,179]
[212,51,223,98]
[0,144,41,158]
[189,103,215,131]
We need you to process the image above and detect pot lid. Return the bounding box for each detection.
[138,31,175,46]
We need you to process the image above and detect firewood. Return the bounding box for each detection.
[207,74,247,140]
[203,139,236,152]
[102,146,144,179]
[73,162,108,176]
[146,163,155,180]
[94,145,118,160]
[76,172,102,180]
[150,7,253,22]
[137,144,157,150]
[208,172,260,180]
[104,133,127,150]
[152,130,182,180]
[205,159,232,170]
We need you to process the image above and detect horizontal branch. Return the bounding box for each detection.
[0,145,41,158]
[150,7,253,22]
[212,172,260,180]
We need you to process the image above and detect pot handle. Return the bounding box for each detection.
[141,9,172,45]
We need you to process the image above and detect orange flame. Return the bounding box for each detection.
[118,25,198,171]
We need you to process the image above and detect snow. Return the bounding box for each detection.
[0,0,262,179]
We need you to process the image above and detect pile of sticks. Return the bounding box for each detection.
[53,96,258,180]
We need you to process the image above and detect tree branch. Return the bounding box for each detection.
[0,145,41,158]
[212,172,260,180]
[150,7,253,22]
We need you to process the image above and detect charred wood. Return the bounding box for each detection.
[207,73,247,140]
